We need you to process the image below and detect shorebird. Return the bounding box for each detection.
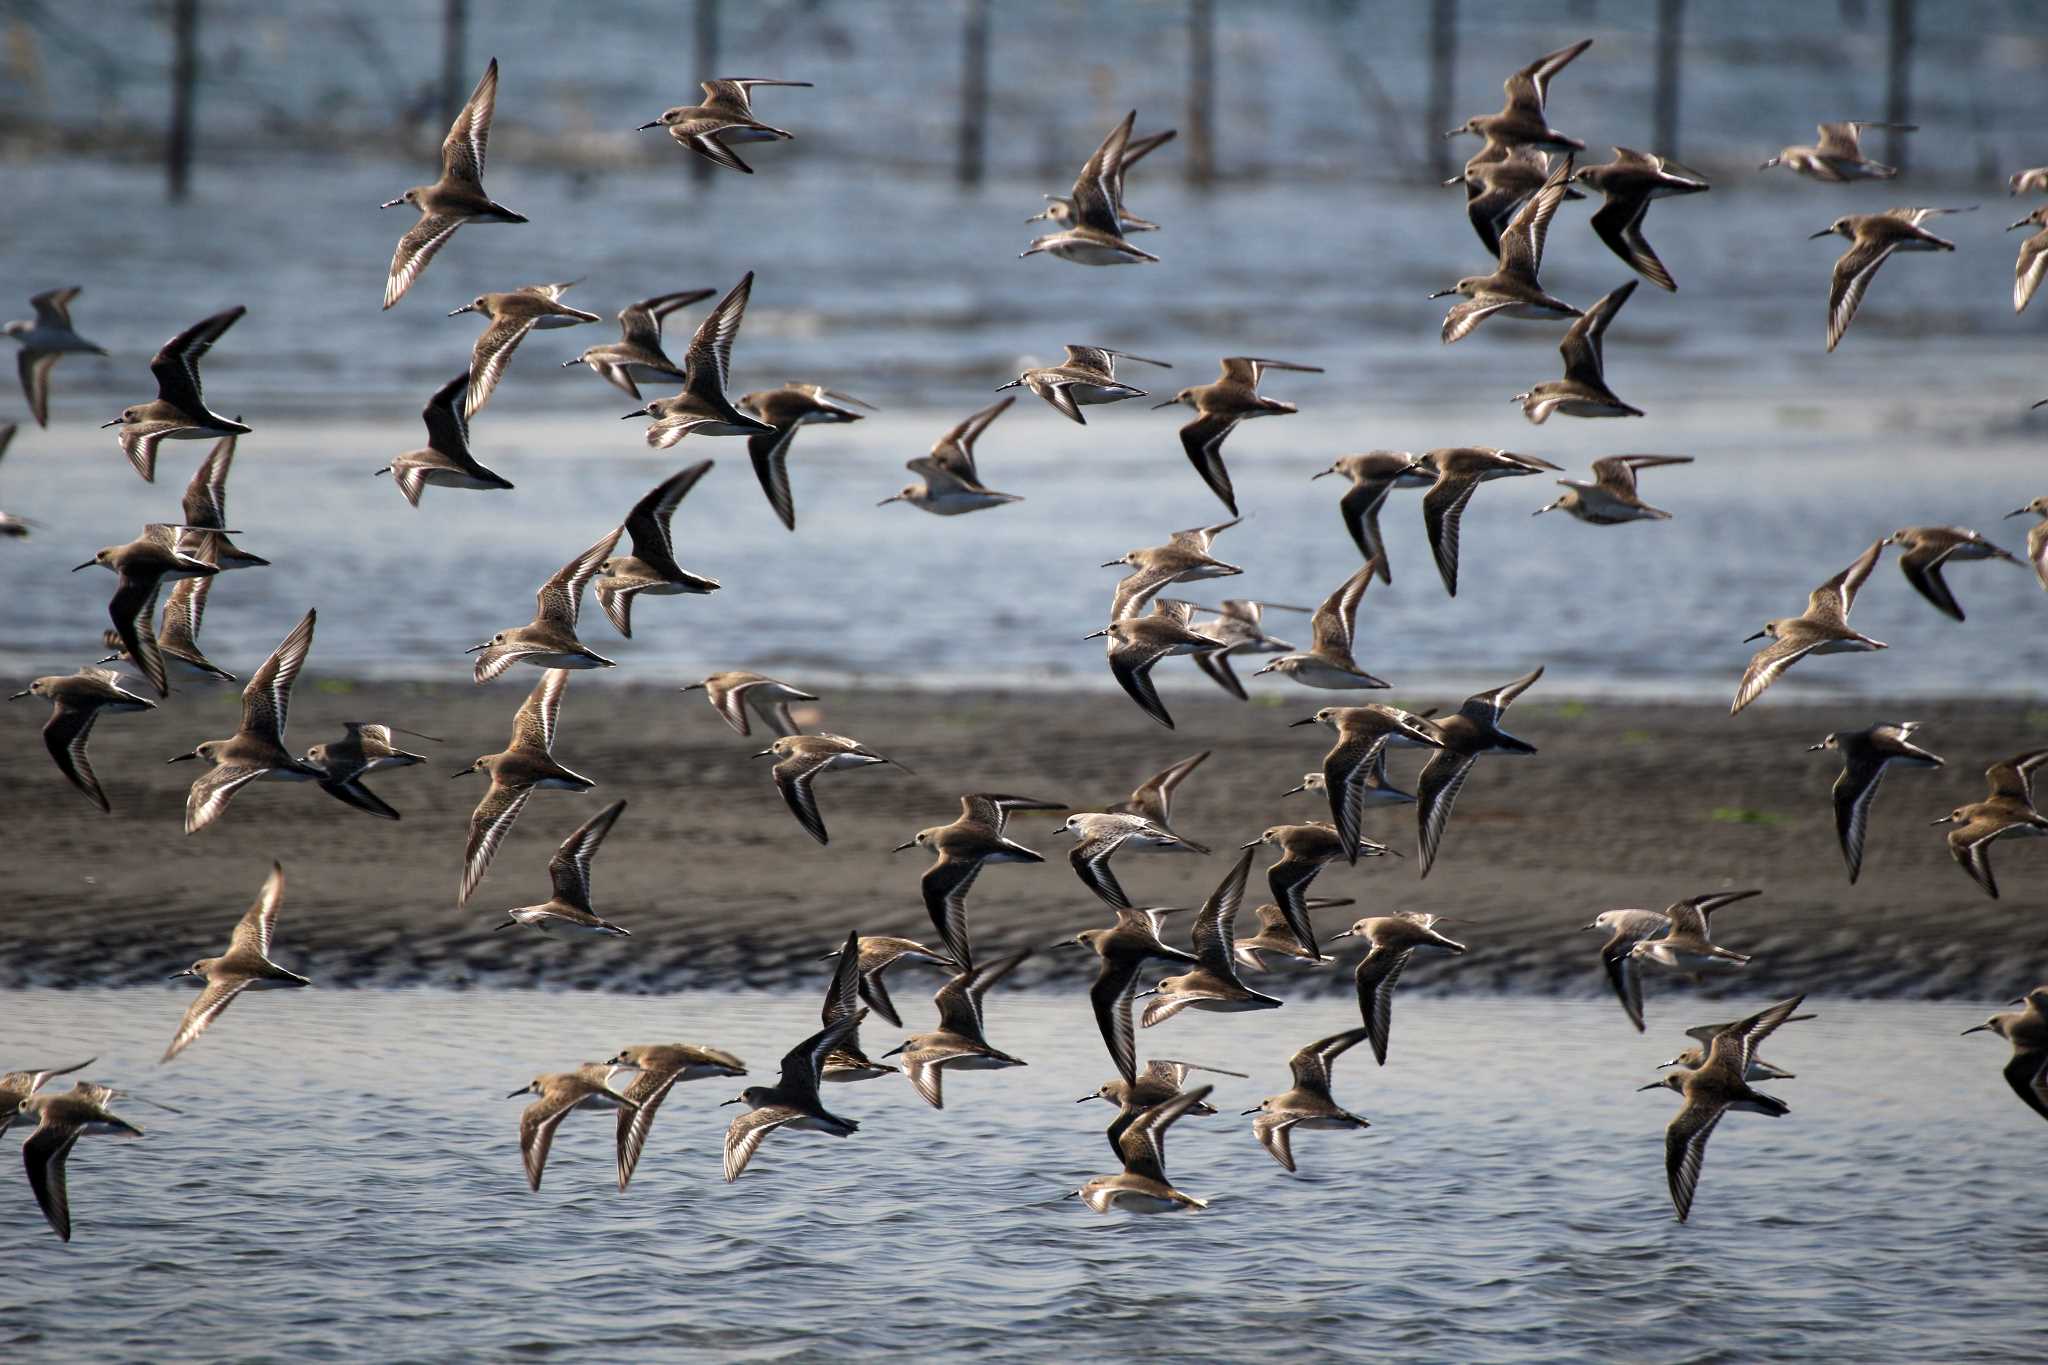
[171,435,266,570]
[819,935,958,1029]
[457,670,594,906]
[1733,538,1888,715]
[622,273,776,446]
[1962,990,2048,1124]
[16,1081,144,1241]
[1573,148,1710,291]
[605,1042,747,1191]
[1021,112,1162,265]
[1103,749,1209,838]
[1292,704,1447,861]
[1532,454,1691,523]
[1760,121,1912,181]
[1031,125,1176,234]
[492,799,632,936]
[1813,207,1966,352]
[382,59,525,308]
[1414,666,1544,875]
[1808,722,1945,884]
[738,383,874,530]
[759,732,906,846]
[1313,451,1433,581]
[1079,1059,1241,1158]
[681,670,816,738]
[880,396,1023,514]
[1445,38,1591,152]
[1061,811,1207,911]
[171,609,321,833]
[1513,278,1644,422]
[1584,908,1679,1033]
[1882,525,2025,622]
[301,722,436,821]
[1102,517,1243,622]
[1419,448,1565,596]
[2012,168,2048,196]
[75,522,218,697]
[1629,889,1762,976]
[719,1015,860,1181]
[7,286,105,426]
[1,1059,95,1140]
[509,1063,640,1192]
[638,78,812,174]
[2008,205,2048,313]
[885,947,1033,1109]
[1085,600,1221,729]
[1232,897,1352,971]
[1934,749,2048,899]
[1182,600,1306,699]
[0,423,26,538]
[561,287,716,398]
[104,305,249,482]
[376,371,513,504]
[1070,906,1200,1084]
[1646,994,1806,1222]
[818,932,896,1083]
[1138,847,1284,1025]
[451,282,600,417]
[12,667,156,813]
[163,862,310,1062]
[1654,1009,1817,1082]
[1247,822,1387,963]
[1283,759,1417,810]
[94,572,230,684]
[1071,1084,1214,1213]
[1449,146,1585,256]
[1154,356,1324,515]
[1252,560,1391,689]
[2008,497,2048,591]
[467,527,621,682]
[592,462,722,637]
[1432,155,1581,343]
[997,345,1168,423]
[1244,1029,1373,1172]
[1333,913,1466,1065]
[898,794,1063,965]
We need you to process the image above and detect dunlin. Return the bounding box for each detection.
[1450,146,1584,256]
[1655,1009,1817,1082]
[1071,1084,1214,1213]
[1514,278,1644,422]
[6,286,106,426]
[163,862,310,1062]
[376,371,513,504]
[1251,560,1390,689]
[1883,525,2024,622]
[1629,889,1762,975]
[1079,1058,1241,1159]
[1584,908,1677,1033]
[759,732,907,846]
[457,670,595,906]
[1962,990,2048,1124]
[604,1042,747,1191]
[509,1063,640,1192]
[1333,913,1466,1065]
[1293,704,1446,860]
[1573,148,1710,291]
[1419,448,1565,596]
[491,799,632,936]
[1176,599,1305,700]
[1070,906,1201,1084]
[1446,38,1591,152]
[1532,453,1692,523]
[1808,722,1944,883]
[2006,496,2048,590]
[1244,1028,1373,1172]
[1232,897,1352,972]
[382,59,526,308]
[2011,168,2048,196]
[1414,666,1544,876]
[1432,156,1581,344]
[819,935,959,1029]
[1062,811,1207,912]
[562,287,716,398]
[885,947,1034,1109]
[451,282,600,417]
[1138,847,1284,1025]
[1761,121,1912,181]
[997,345,1169,423]
[1247,822,1388,962]
[898,794,1063,966]
[171,609,321,832]
[75,522,218,696]
[1934,749,2048,899]
[1102,517,1243,622]
[622,273,776,446]
[682,670,817,738]
[0,424,26,537]
[638,78,812,175]
[1154,356,1324,515]
[719,1016,861,1182]
[1313,451,1432,581]
[593,462,722,638]
[1104,749,1210,835]
[173,435,267,570]
[1813,207,1967,352]
[2007,205,2048,313]
[738,384,874,530]
[12,667,156,813]
[1283,762,1415,809]
[1085,600,1222,729]
[1648,994,1806,1222]
[1,1058,95,1140]
[16,1081,144,1241]
[1021,112,1162,265]
[105,305,249,482]
[819,931,896,1083]
[1733,538,1888,715]
[302,722,437,821]
[1031,125,1176,234]
[880,396,1023,514]
[467,528,621,682]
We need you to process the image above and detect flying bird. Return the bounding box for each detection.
[382,59,527,308]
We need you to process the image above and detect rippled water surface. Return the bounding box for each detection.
[4,990,2041,1361]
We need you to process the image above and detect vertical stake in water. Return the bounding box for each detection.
[1884,0,1914,175]
[694,0,720,188]
[958,0,990,188]
[1186,0,1215,188]
[1653,0,1683,156]
[439,0,468,129]
[166,0,198,201]
[1426,0,1457,182]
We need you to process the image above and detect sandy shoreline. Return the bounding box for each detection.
[5,680,2043,999]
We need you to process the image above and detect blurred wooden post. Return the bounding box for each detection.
[1884,0,1913,173]
[439,0,468,128]
[693,0,719,186]
[957,0,989,187]
[1653,0,1683,155]
[1426,0,1456,180]
[166,0,198,200]
[1186,0,1214,187]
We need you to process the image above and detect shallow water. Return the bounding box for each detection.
[3,989,2041,1360]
